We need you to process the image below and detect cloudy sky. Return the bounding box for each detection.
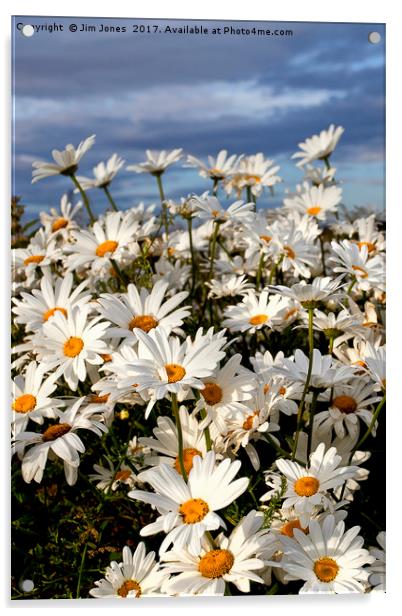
[12,17,385,219]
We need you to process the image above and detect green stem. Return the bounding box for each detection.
[256,250,265,291]
[268,255,283,285]
[347,277,357,296]
[353,395,386,452]
[212,178,219,195]
[187,217,197,293]
[207,221,220,287]
[76,543,88,598]
[109,258,127,289]
[155,173,169,241]
[319,236,327,276]
[70,174,95,224]
[307,389,319,457]
[103,185,119,212]
[264,433,304,465]
[171,394,187,481]
[199,409,212,451]
[292,306,315,459]
[246,186,256,211]
[322,156,331,170]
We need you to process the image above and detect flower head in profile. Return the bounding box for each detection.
[284,183,342,220]
[292,124,344,167]
[40,194,82,237]
[367,531,386,592]
[89,543,168,598]
[186,149,239,181]
[76,153,125,190]
[128,451,248,555]
[32,135,96,182]
[279,515,373,593]
[127,149,183,176]
[224,153,281,197]
[189,194,254,224]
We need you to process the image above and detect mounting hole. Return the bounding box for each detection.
[20,579,34,592]
[368,31,381,44]
[21,24,35,38]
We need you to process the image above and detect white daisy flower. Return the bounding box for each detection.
[270,275,345,307]
[129,451,248,554]
[32,134,96,183]
[127,327,227,415]
[139,406,210,475]
[12,229,61,286]
[224,153,281,198]
[278,514,374,593]
[303,164,337,186]
[353,214,385,255]
[291,124,344,167]
[39,194,82,237]
[96,280,189,343]
[36,306,110,391]
[195,354,257,434]
[314,379,382,440]
[186,150,239,181]
[298,307,367,347]
[206,274,253,299]
[189,194,254,224]
[330,239,385,292]
[12,361,62,436]
[367,531,386,591]
[64,211,141,274]
[13,397,107,485]
[12,272,90,333]
[127,149,183,175]
[161,510,269,595]
[89,543,168,598]
[89,458,136,494]
[273,349,357,390]
[275,443,359,525]
[222,289,287,333]
[284,183,342,220]
[364,343,386,391]
[76,153,125,190]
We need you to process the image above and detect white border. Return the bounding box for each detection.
[2,1,401,614]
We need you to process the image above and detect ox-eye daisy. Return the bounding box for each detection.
[76,153,125,190]
[65,211,140,273]
[284,184,342,220]
[127,149,183,175]
[161,510,269,595]
[40,194,82,237]
[330,240,385,292]
[224,153,281,198]
[127,328,227,415]
[12,229,61,286]
[12,361,62,436]
[275,443,359,526]
[273,349,357,390]
[128,451,248,555]
[222,289,287,333]
[89,458,136,494]
[37,306,110,391]
[291,124,344,167]
[367,531,386,591]
[279,515,373,593]
[186,150,239,182]
[190,194,254,224]
[12,273,90,333]
[89,543,167,598]
[13,398,107,485]
[32,134,96,183]
[271,276,345,307]
[96,280,190,343]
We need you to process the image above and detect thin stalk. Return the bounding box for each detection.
[256,250,265,290]
[353,394,386,453]
[171,394,187,481]
[199,409,212,451]
[70,174,95,224]
[76,543,88,598]
[292,306,315,459]
[319,236,327,276]
[246,186,257,211]
[110,258,127,289]
[268,255,283,285]
[155,173,169,240]
[187,216,197,293]
[264,433,304,465]
[347,277,357,296]
[322,156,331,170]
[205,221,220,294]
[103,185,119,212]
[212,178,219,195]
[307,389,319,457]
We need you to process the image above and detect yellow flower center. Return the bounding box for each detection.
[129,314,159,333]
[332,395,357,415]
[51,217,68,232]
[24,255,44,266]
[114,469,132,482]
[263,383,271,394]
[313,557,339,583]
[352,265,368,278]
[117,580,142,598]
[201,382,223,406]
[164,363,186,383]
[260,234,272,243]
[279,386,287,395]
[198,549,235,579]
[95,240,118,257]
[306,206,322,216]
[294,476,320,497]
[249,314,268,326]
[167,247,176,257]
[12,394,37,414]
[43,306,67,322]
[244,174,261,184]
[90,393,109,404]
[280,519,308,538]
[284,307,299,320]
[242,411,259,431]
[174,448,202,475]
[284,245,296,259]
[179,498,209,524]
[357,241,376,253]
[63,336,84,357]
[211,209,220,218]
[209,168,224,179]
[101,353,112,362]
[42,423,72,442]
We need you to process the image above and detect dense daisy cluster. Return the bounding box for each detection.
[11,125,386,598]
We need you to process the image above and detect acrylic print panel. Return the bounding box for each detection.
[11,16,385,599]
